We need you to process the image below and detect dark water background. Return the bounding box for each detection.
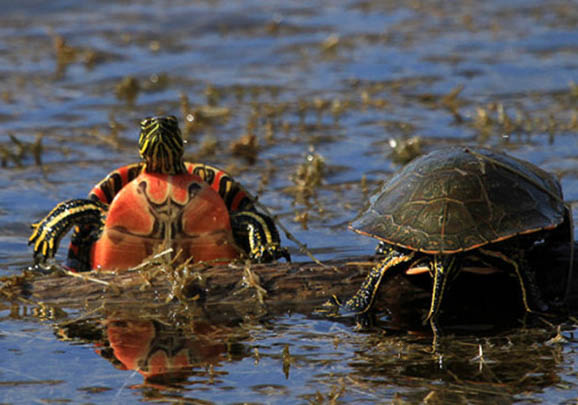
[0,1,577,403]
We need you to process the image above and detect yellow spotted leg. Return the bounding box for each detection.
[340,246,415,315]
[29,199,107,264]
[479,248,547,312]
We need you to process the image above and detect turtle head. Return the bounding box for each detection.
[139,115,186,174]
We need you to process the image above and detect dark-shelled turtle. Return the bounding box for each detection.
[340,146,572,327]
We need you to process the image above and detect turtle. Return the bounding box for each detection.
[29,115,290,271]
[338,146,572,327]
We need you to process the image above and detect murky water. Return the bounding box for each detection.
[1,0,577,403]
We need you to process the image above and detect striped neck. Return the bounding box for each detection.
[143,158,187,175]
[138,115,187,175]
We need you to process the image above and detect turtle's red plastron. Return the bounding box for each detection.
[91,172,238,271]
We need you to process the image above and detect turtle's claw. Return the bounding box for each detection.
[319,295,364,317]
[277,246,291,263]
[32,247,52,266]
[250,243,291,263]
[29,219,51,257]
[29,232,56,263]
[314,295,342,316]
[29,258,55,273]
[338,298,367,317]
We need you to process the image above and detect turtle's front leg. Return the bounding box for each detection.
[424,255,460,323]
[421,255,460,350]
[231,210,291,263]
[29,199,107,265]
[340,246,415,316]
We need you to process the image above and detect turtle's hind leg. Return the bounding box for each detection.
[478,248,547,312]
[340,246,415,316]
[66,224,101,272]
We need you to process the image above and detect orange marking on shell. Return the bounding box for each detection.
[117,165,128,185]
[230,189,248,211]
[212,169,225,194]
[185,161,195,174]
[350,223,558,255]
[91,187,108,203]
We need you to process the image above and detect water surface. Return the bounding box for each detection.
[1,0,577,403]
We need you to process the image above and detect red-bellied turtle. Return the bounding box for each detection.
[29,115,290,271]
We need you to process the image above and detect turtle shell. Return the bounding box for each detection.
[351,147,566,254]
[92,171,239,271]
